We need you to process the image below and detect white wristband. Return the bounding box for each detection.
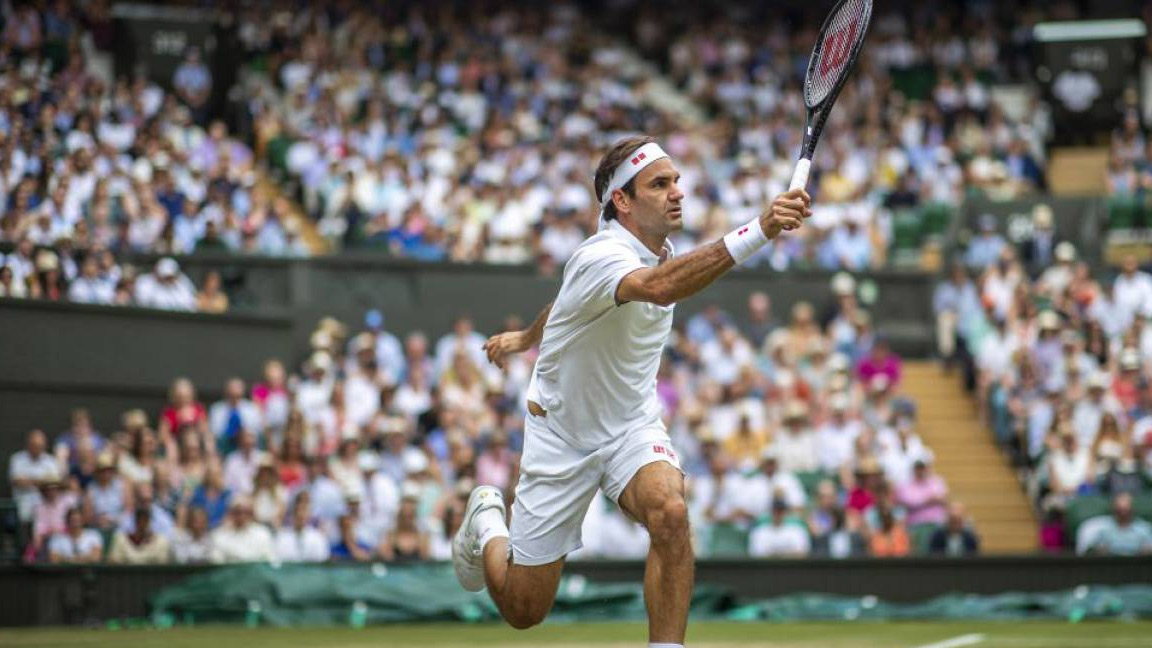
[723,218,769,265]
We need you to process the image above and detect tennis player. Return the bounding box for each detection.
[453,136,811,646]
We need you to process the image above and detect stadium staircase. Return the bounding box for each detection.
[1047,147,1109,196]
[901,362,1038,553]
[255,174,329,255]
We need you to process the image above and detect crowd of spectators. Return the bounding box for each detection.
[241,1,1053,271]
[936,231,1152,554]
[629,0,1052,269]
[1,0,1072,292]
[1107,110,1152,201]
[0,2,306,309]
[243,2,673,271]
[11,277,984,563]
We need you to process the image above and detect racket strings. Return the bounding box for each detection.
[805,0,868,106]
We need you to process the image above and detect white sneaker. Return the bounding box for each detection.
[453,485,506,592]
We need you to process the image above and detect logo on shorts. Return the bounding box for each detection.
[653,444,676,460]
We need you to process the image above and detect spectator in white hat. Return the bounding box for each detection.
[295,351,335,426]
[134,257,196,311]
[31,470,76,556]
[772,401,819,474]
[343,333,384,429]
[210,495,275,563]
[1037,241,1076,296]
[85,451,130,531]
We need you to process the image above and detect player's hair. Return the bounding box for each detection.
[593,135,657,222]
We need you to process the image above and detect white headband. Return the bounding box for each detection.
[598,142,669,230]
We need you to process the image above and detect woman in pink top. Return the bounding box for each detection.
[252,359,291,435]
[31,477,79,559]
[846,456,883,513]
[895,459,949,526]
[475,430,516,493]
[856,337,902,389]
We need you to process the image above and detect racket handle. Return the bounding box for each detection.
[788,158,811,192]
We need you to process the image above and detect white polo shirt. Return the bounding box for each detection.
[527,219,674,451]
[274,526,331,562]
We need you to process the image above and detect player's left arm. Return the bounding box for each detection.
[483,301,552,369]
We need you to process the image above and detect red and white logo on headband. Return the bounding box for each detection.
[597,141,670,230]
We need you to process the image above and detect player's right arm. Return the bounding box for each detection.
[483,301,552,369]
[616,189,810,306]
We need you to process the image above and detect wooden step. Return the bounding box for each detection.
[900,361,1038,553]
[1047,147,1109,196]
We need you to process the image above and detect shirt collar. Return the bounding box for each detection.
[605,218,675,265]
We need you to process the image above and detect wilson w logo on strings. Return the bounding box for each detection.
[819,18,858,78]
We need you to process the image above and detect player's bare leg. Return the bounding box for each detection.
[453,484,564,629]
[482,539,565,629]
[619,462,693,645]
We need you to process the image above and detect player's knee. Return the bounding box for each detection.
[504,601,549,630]
[646,495,690,545]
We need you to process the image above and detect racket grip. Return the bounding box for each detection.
[788,158,811,192]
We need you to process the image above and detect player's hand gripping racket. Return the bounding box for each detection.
[788,0,874,192]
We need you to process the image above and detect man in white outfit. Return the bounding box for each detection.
[451,136,811,647]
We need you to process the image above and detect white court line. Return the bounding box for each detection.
[912,633,986,648]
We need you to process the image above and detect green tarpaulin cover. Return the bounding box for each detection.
[149,564,1152,627]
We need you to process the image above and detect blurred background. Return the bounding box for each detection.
[3,0,1152,640]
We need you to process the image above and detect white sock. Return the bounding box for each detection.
[476,508,509,550]
[649,644,683,648]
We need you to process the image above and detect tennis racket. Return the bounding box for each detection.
[788,0,874,192]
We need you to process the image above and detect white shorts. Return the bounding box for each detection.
[509,411,682,566]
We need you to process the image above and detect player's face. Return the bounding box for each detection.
[626,159,684,235]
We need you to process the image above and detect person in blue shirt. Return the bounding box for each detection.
[330,512,373,562]
[187,464,232,528]
[1085,493,1152,556]
[964,214,1006,270]
[827,220,872,270]
[933,263,981,370]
